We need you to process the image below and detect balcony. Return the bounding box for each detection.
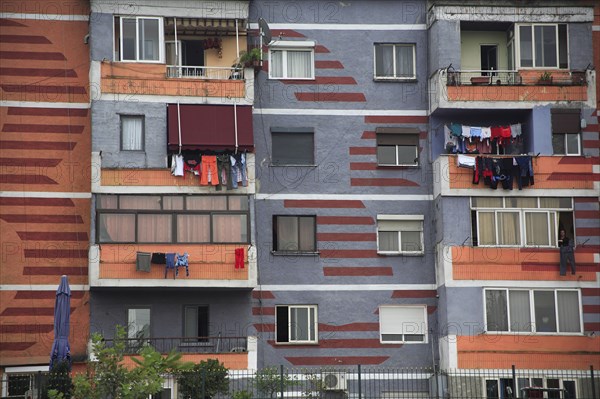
[433,155,598,197]
[89,244,257,288]
[430,68,595,111]
[103,336,255,370]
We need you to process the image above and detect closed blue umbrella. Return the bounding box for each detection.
[50,275,71,370]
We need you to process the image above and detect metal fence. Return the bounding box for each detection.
[1,365,597,399]
[103,336,248,355]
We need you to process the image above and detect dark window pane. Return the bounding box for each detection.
[519,26,533,67]
[486,290,508,331]
[552,133,566,154]
[122,18,136,60]
[397,145,418,165]
[534,291,557,332]
[377,145,397,165]
[272,132,314,165]
[381,333,403,342]
[558,24,568,68]
[276,306,289,343]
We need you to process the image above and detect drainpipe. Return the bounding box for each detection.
[235,19,240,59]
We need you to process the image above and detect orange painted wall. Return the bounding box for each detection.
[451,247,598,282]
[447,156,597,190]
[99,244,248,281]
[457,335,600,370]
[0,1,91,368]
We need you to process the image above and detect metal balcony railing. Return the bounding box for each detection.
[444,69,588,86]
[166,65,244,80]
[103,335,248,355]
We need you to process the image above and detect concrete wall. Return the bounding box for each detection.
[92,100,167,168]
[569,23,594,70]
[428,20,461,76]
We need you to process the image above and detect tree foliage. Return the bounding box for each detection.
[177,358,229,399]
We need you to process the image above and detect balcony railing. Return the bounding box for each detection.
[445,68,588,86]
[103,336,248,355]
[166,65,244,80]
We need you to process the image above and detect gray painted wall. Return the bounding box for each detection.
[428,20,461,76]
[92,100,167,168]
[90,12,113,61]
[568,23,593,70]
[90,290,253,339]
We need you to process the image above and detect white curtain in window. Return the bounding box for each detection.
[298,217,315,251]
[379,231,399,252]
[375,45,394,77]
[277,216,298,251]
[270,50,283,77]
[120,195,160,209]
[478,212,496,245]
[395,46,414,77]
[287,50,312,78]
[213,214,246,243]
[557,291,581,332]
[122,116,143,150]
[137,214,172,242]
[498,212,520,245]
[177,214,210,243]
[509,290,532,332]
[99,214,135,242]
[525,212,550,246]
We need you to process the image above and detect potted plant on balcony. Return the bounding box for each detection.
[538,71,553,85]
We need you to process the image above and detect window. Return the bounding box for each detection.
[484,289,582,333]
[271,128,314,165]
[128,308,151,339]
[115,16,163,62]
[276,305,318,343]
[120,115,144,151]
[374,43,416,80]
[269,41,315,79]
[273,215,316,253]
[471,197,573,247]
[552,109,581,156]
[184,305,209,342]
[517,24,568,68]
[376,128,419,166]
[97,195,249,244]
[377,215,424,255]
[379,305,427,343]
[516,378,577,399]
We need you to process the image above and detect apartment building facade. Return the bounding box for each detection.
[250,0,436,368]
[428,1,600,395]
[0,0,91,375]
[86,0,258,372]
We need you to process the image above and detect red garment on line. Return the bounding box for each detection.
[235,248,245,269]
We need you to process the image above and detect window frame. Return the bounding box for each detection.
[96,195,250,244]
[115,16,164,63]
[272,215,317,254]
[373,43,417,81]
[275,304,319,344]
[379,305,428,344]
[471,197,573,248]
[183,304,209,342]
[268,40,315,80]
[127,307,151,340]
[120,114,145,151]
[552,132,581,156]
[375,128,420,167]
[483,288,583,335]
[515,23,568,69]
[271,128,315,166]
[376,215,424,255]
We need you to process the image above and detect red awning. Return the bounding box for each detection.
[167,104,253,151]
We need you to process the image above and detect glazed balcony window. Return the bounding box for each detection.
[517,24,568,69]
[115,16,164,62]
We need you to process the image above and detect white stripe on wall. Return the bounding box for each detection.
[254,108,429,116]
[0,192,91,198]
[0,13,89,21]
[259,284,436,291]
[0,101,90,109]
[1,285,89,291]
[249,23,427,31]
[255,194,433,201]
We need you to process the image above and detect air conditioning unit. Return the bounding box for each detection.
[322,372,347,391]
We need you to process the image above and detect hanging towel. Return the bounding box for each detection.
[235,248,245,269]
[457,154,476,168]
[136,252,152,272]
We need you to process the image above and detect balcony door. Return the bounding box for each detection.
[481,45,498,76]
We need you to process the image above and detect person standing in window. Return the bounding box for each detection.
[558,229,576,276]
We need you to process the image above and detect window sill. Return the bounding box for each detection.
[120,150,146,153]
[484,331,583,336]
[271,251,320,256]
[269,164,318,168]
[381,341,426,344]
[377,252,424,257]
[268,77,316,81]
[374,78,417,83]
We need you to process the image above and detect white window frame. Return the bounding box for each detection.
[275,305,318,344]
[377,142,419,166]
[120,114,144,151]
[373,43,417,80]
[553,132,581,156]
[379,305,428,344]
[483,288,583,335]
[268,40,315,80]
[471,197,572,248]
[515,23,568,69]
[376,215,424,255]
[116,16,164,63]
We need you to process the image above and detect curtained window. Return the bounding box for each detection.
[273,215,316,252]
[379,305,427,343]
[276,305,318,343]
[269,45,314,79]
[116,16,162,62]
[374,43,416,79]
[485,289,581,333]
[120,115,144,151]
[127,308,150,339]
[377,216,424,254]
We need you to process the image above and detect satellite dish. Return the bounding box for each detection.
[258,18,272,45]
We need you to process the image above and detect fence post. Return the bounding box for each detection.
[591,365,596,399]
[512,365,517,399]
[36,371,42,399]
[357,364,362,399]
[279,365,284,399]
